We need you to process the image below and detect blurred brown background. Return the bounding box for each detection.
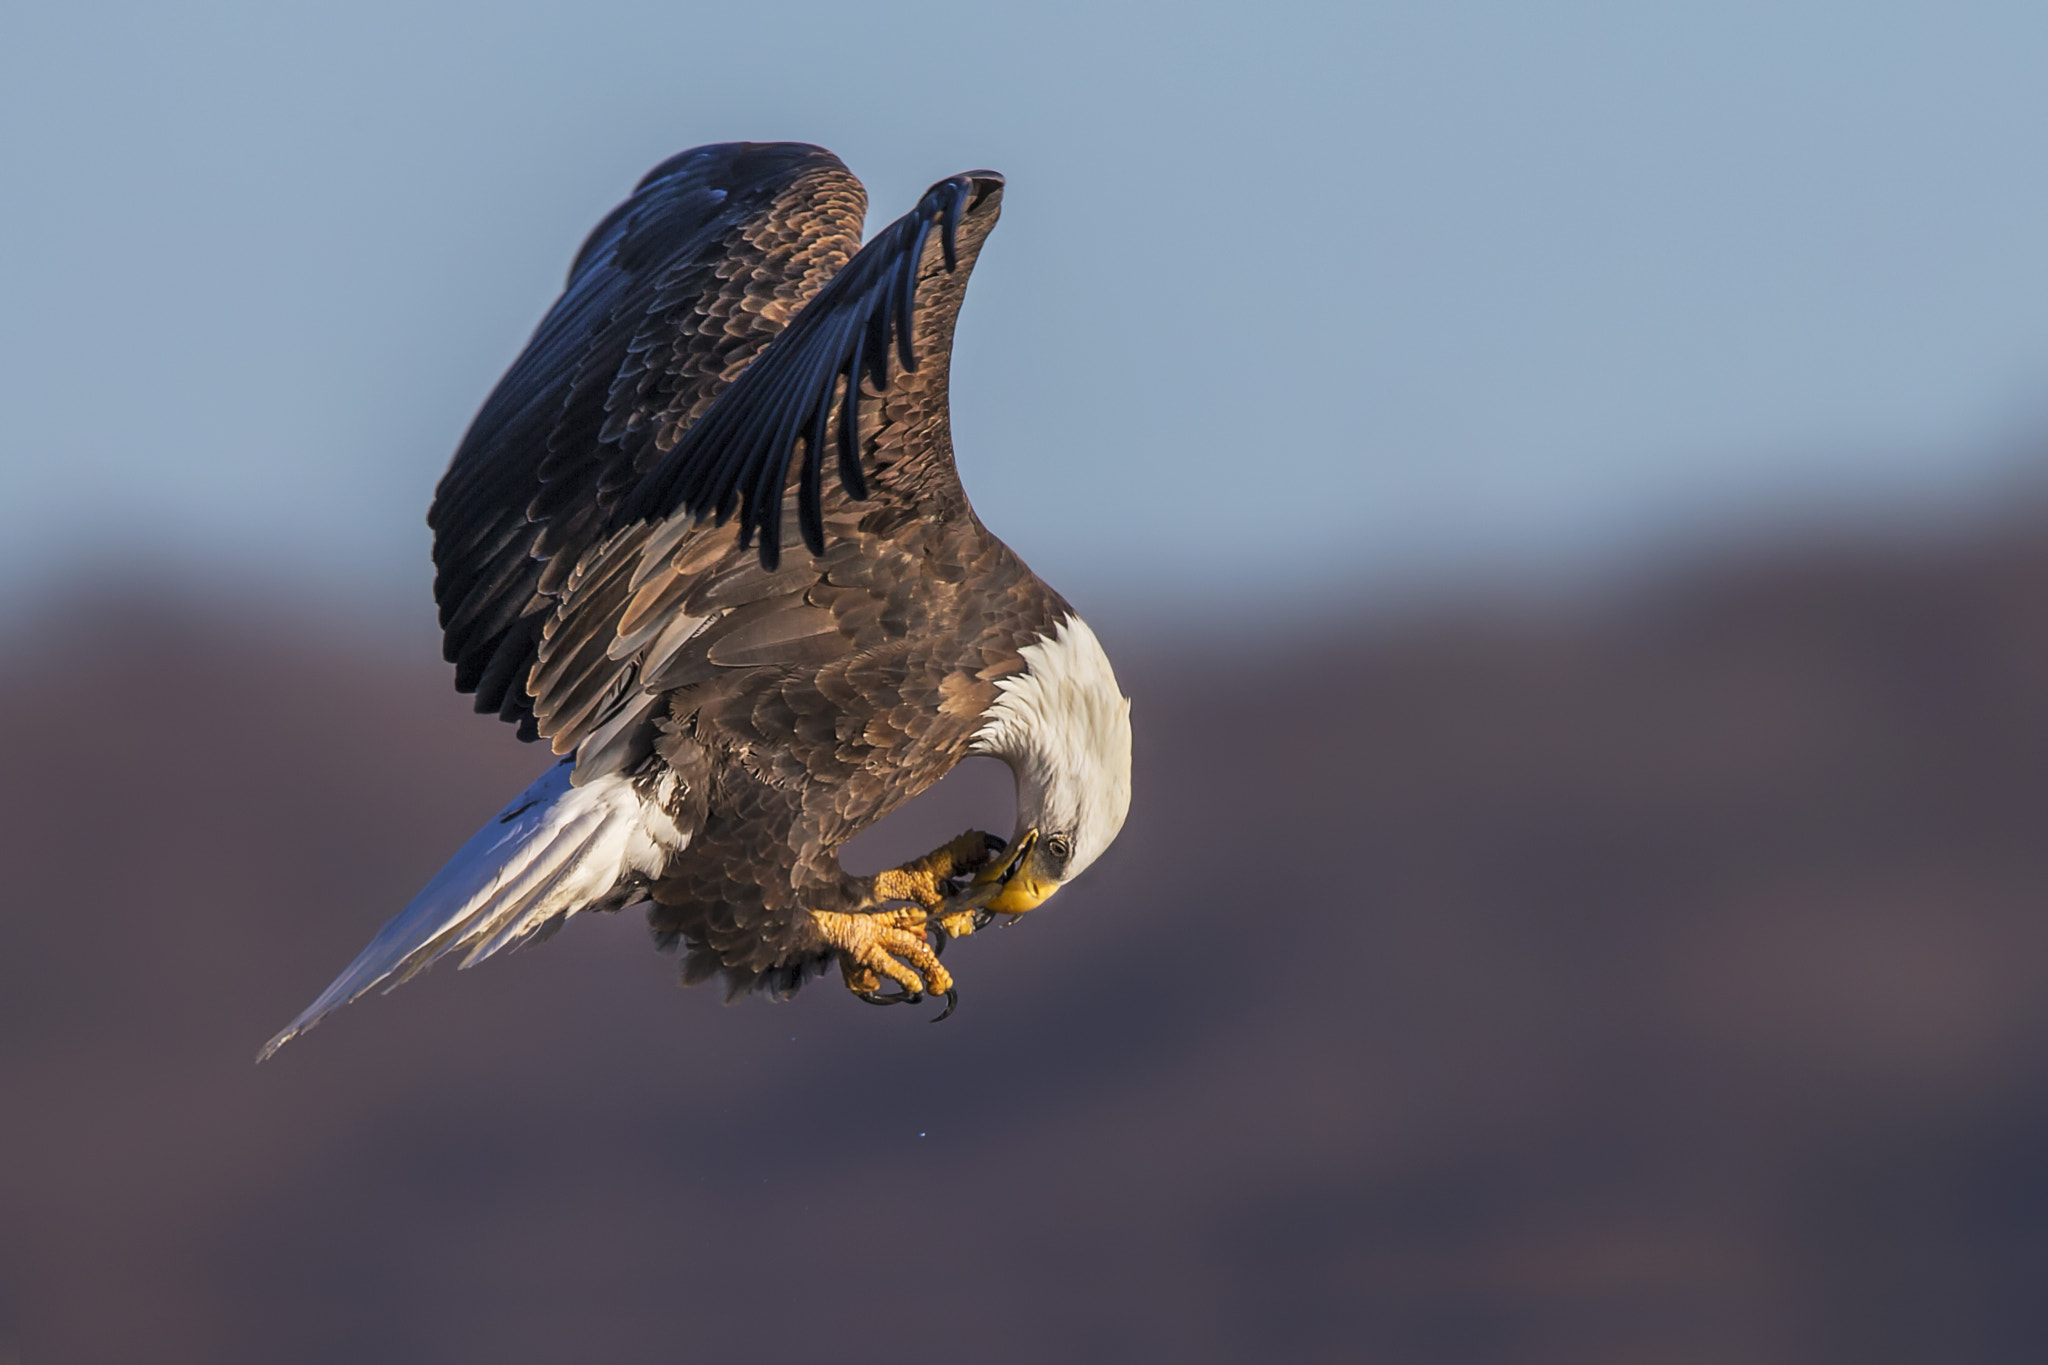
[6,509,2047,1364]
[12,3,2048,1358]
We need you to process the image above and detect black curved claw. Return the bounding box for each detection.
[930,988,960,1024]
[970,908,995,932]
[982,832,1007,858]
[931,931,946,959]
[856,986,921,1007]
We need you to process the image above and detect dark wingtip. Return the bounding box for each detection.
[941,184,965,270]
[616,159,998,572]
[960,171,1004,212]
[932,169,1004,199]
[922,171,1003,273]
[634,141,839,194]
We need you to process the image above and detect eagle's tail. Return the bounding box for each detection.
[258,760,683,1060]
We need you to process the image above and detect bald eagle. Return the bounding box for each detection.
[261,143,1132,1057]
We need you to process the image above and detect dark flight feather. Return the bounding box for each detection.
[615,174,1001,569]
[427,142,867,736]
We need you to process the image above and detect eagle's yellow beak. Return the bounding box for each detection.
[969,828,1056,914]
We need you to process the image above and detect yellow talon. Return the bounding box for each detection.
[936,908,983,939]
[820,831,999,1005]
[811,907,954,1000]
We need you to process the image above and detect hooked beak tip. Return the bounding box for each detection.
[965,828,1053,914]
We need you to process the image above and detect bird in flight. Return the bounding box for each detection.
[262,142,1132,1057]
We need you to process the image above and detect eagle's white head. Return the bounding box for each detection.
[967,614,1133,913]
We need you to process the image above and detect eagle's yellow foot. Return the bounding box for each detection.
[811,907,957,1017]
[935,904,996,941]
[815,833,997,1022]
[869,829,1004,911]
[871,828,1006,954]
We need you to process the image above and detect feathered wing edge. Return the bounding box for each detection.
[258,762,686,1059]
[617,171,1004,568]
[429,143,864,740]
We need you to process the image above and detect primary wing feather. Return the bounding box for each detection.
[428,142,867,737]
[617,172,1003,568]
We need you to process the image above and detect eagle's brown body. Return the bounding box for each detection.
[636,523,1065,994]
[263,142,1129,1056]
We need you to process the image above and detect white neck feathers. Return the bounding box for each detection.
[970,614,1133,880]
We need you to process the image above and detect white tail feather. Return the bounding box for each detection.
[258,761,682,1060]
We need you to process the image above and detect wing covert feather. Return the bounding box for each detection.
[428,142,866,737]
[617,172,1007,568]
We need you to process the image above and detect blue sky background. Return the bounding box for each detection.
[5,0,2048,633]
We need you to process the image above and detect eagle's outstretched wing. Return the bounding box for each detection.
[432,142,1010,783]
[429,142,866,741]
[618,170,1005,565]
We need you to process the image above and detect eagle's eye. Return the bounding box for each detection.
[1045,833,1073,864]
